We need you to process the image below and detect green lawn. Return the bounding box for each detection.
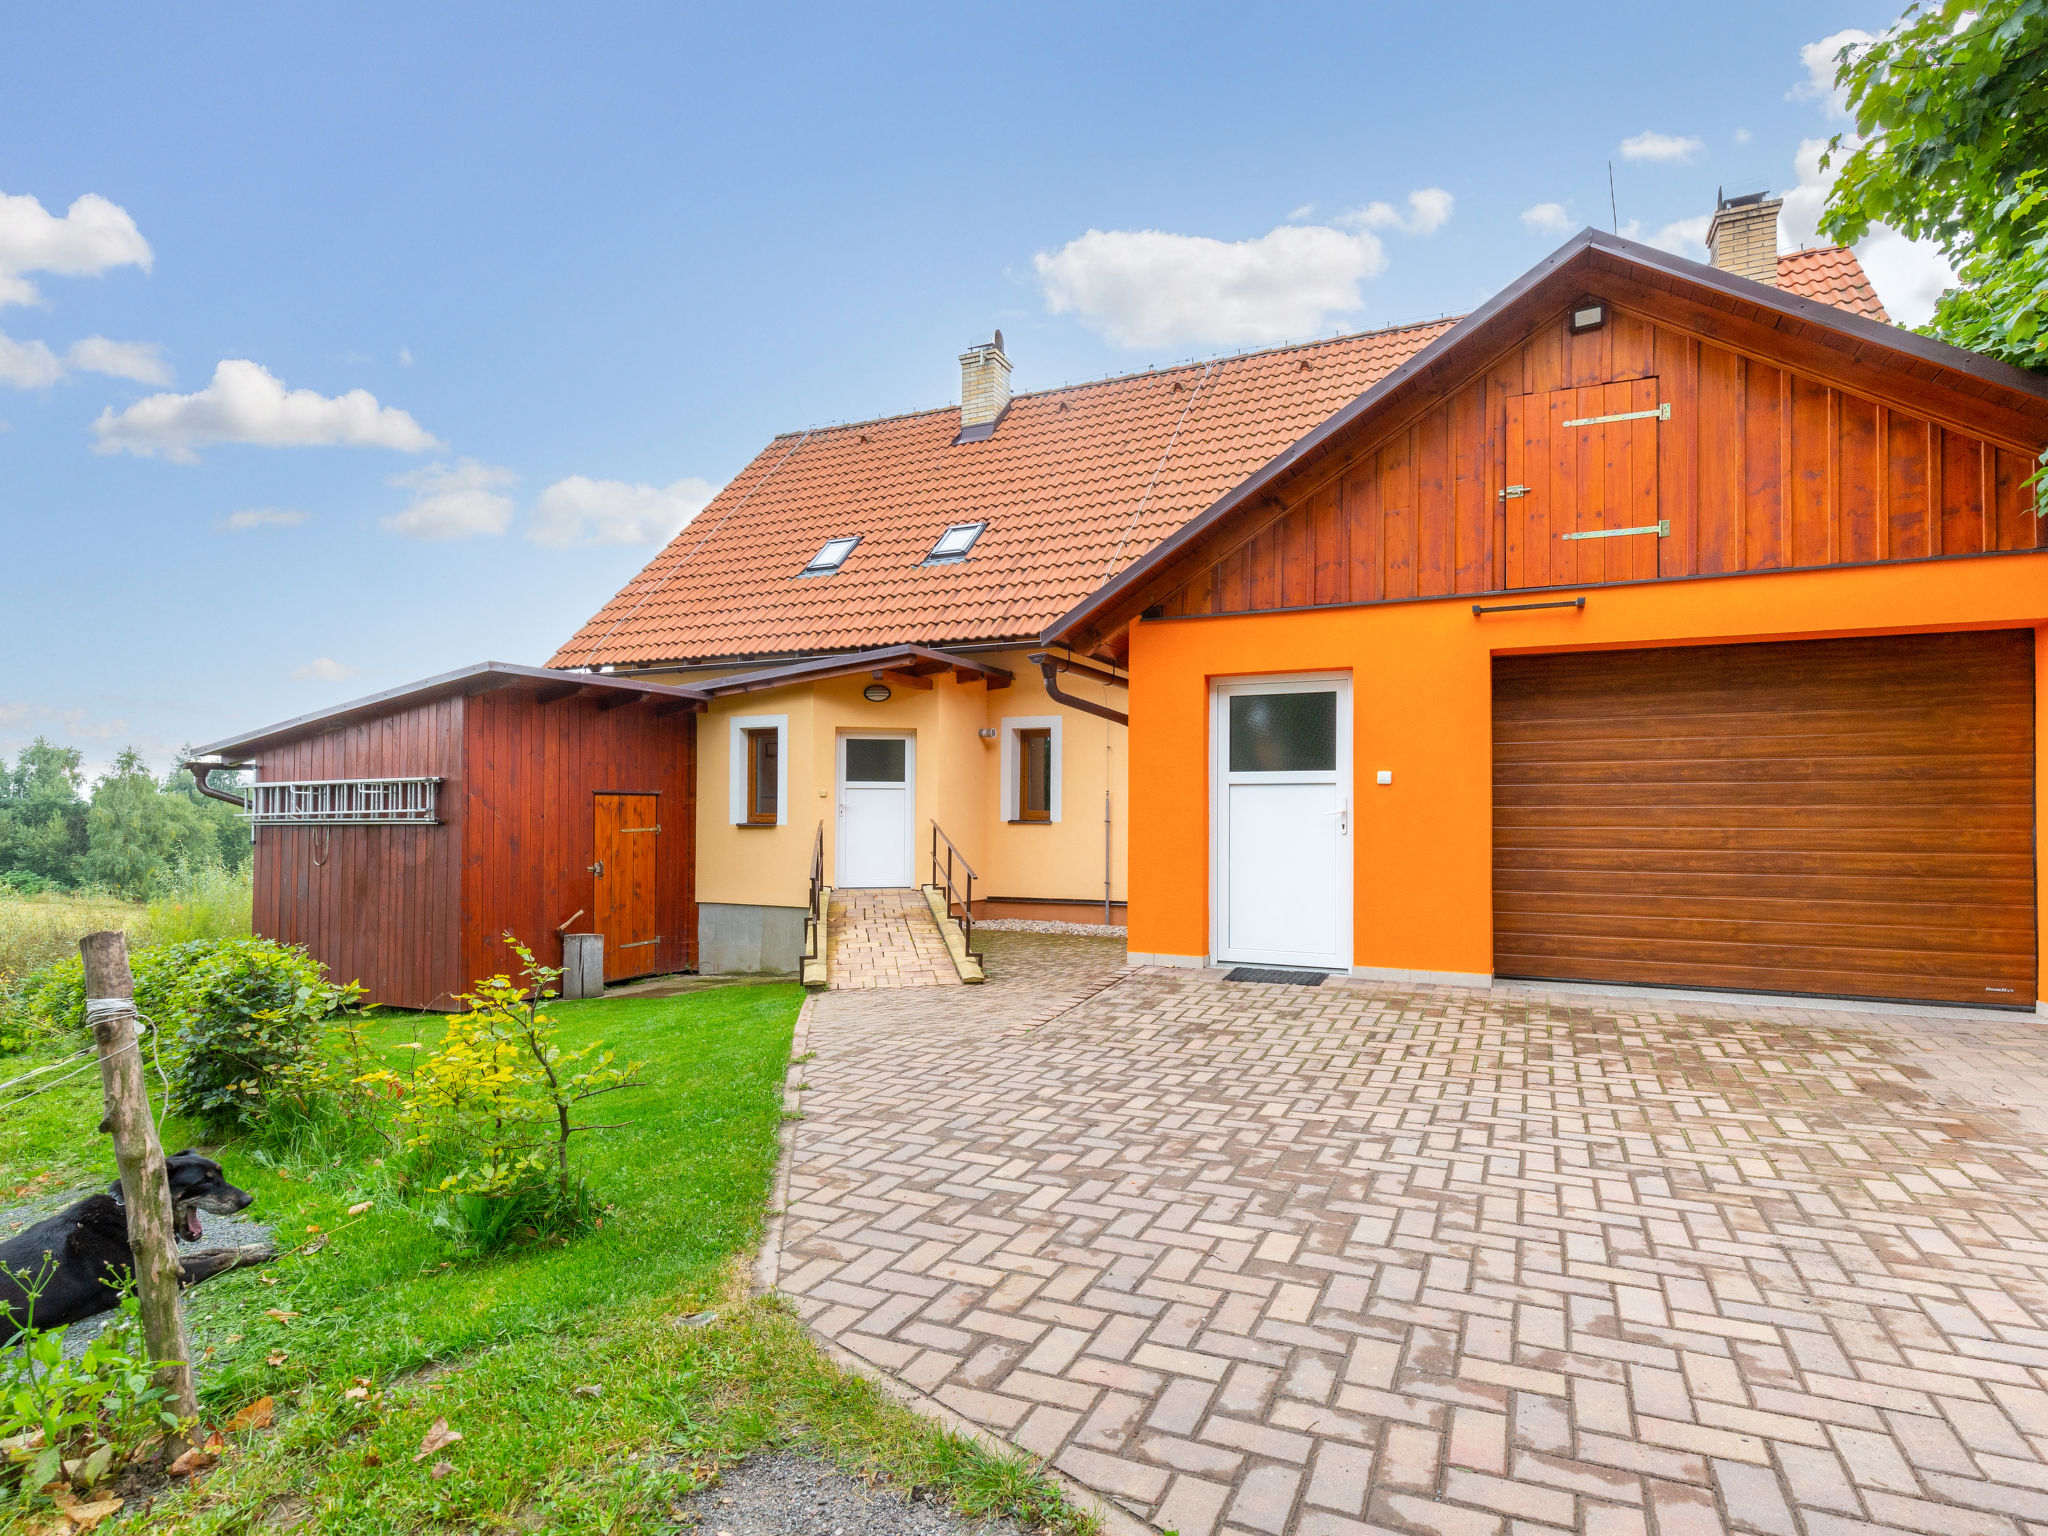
[0,985,1089,1534]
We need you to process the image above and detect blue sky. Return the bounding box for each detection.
[3,2,1940,777]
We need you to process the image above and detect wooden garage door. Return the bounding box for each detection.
[1493,631,2036,1007]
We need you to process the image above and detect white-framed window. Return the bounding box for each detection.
[800,536,860,576]
[924,521,986,564]
[728,714,789,826]
[998,715,1061,824]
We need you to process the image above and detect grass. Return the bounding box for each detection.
[0,865,252,989]
[0,985,1091,1534]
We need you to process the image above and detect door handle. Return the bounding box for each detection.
[588,860,604,876]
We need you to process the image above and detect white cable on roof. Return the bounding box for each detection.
[1100,361,1217,582]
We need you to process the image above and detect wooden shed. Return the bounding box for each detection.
[187,662,705,1011]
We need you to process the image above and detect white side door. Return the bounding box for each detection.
[1213,676,1352,969]
[836,734,915,888]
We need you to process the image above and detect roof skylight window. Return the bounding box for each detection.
[800,535,860,576]
[924,522,986,565]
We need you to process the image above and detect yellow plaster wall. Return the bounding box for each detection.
[687,648,1127,907]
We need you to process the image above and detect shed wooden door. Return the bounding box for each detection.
[1504,379,1663,589]
[593,793,660,981]
[1493,630,2037,1007]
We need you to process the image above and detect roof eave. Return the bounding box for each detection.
[189,661,707,761]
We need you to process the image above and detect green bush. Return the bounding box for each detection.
[0,1296,181,1510]
[165,938,363,1126]
[0,938,361,1123]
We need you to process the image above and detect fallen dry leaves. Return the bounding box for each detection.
[429,1460,453,1480]
[347,1201,373,1216]
[412,1418,461,1462]
[226,1396,274,1433]
[53,1494,123,1531]
[266,1350,288,1367]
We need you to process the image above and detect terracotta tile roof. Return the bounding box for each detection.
[549,322,1452,667]
[1777,246,1892,323]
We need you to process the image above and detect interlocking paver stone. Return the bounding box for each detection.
[826,886,960,989]
[776,932,2048,1534]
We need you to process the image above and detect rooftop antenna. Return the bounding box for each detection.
[1609,161,1619,233]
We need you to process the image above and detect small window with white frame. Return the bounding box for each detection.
[729,714,789,825]
[800,536,860,577]
[923,522,985,564]
[1000,716,1061,824]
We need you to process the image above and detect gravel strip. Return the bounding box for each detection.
[677,1452,1031,1536]
[971,919,1127,938]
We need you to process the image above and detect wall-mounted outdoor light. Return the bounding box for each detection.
[863,683,891,702]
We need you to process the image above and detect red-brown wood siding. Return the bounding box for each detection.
[459,689,696,992]
[1155,304,2043,619]
[250,685,696,1010]
[252,695,468,1010]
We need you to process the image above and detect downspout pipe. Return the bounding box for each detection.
[183,759,251,808]
[1029,653,1129,727]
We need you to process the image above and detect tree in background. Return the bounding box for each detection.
[1821,0,2048,374]
[82,751,212,894]
[0,742,250,895]
[0,740,89,890]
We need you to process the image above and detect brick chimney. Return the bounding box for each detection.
[1706,190,1783,285]
[956,331,1011,443]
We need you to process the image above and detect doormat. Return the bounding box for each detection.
[1223,967,1328,986]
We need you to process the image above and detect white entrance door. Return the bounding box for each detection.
[1213,676,1352,970]
[837,734,914,888]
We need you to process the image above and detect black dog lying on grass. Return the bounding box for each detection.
[0,1150,273,1340]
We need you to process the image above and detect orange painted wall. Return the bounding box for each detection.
[1127,550,2048,975]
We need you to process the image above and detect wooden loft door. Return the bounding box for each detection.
[1503,378,1663,589]
[593,793,661,981]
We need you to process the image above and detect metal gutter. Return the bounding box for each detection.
[1031,654,1128,727]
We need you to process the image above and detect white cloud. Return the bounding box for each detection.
[398,346,414,367]
[1521,203,1576,237]
[1782,135,1953,326]
[0,333,63,388]
[0,190,152,308]
[0,331,171,390]
[1792,29,1876,116]
[64,336,171,385]
[1620,131,1705,164]
[1734,128,1754,145]
[528,474,715,548]
[1632,214,1713,260]
[1286,203,1316,222]
[91,358,440,462]
[1036,223,1389,348]
[383,459,516,540]
[218,506,309,532]
[1338,188,1455,236]
[292,658,358,682]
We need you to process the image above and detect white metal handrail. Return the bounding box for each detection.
[242,777,442,826]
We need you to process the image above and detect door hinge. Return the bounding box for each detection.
[1498,485,1532,501]
[1560,519,1671,541]
[1562,402,1670,428]
[588,860,604,876]
[617,937,662,949]
[621,824,660,834]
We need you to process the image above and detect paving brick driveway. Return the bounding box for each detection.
[777,934,2048,1536]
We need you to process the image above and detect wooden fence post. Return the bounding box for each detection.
[78,931,198,1430]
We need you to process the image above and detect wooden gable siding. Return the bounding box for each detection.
[252,695,468,1010]
[459,688,697,990]
[1156,304,2043,620]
